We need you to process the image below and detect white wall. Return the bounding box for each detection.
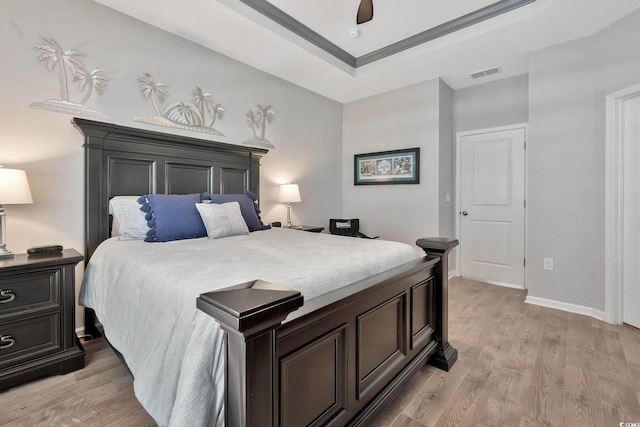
[1,0,342,329]
[527,9,640,312]
[342,78,451,248]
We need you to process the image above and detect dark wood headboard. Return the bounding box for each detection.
[73,118,268,260]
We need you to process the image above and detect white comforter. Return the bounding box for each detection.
[79,228,420,427]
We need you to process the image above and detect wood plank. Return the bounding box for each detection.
[561,391,604,427]
[563,364,600,401]
[0,338,156,427]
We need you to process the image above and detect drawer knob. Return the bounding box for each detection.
[0,289,16,304]
[0,334,15,349]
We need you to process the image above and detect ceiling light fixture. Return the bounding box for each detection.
[348,29,361,39]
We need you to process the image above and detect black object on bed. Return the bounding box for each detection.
[75,118,458,427]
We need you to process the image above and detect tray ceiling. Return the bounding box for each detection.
[94,0,640,102]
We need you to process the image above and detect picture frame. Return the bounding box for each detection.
[354,147,420,185]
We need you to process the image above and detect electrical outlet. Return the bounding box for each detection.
[445,193,451,202]
[543,257,554,270]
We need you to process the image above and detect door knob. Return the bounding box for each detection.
[461,211,468,216]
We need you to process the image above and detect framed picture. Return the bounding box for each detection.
[354,148,420,185]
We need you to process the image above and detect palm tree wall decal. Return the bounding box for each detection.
[138,73,168,117]
[34,37,84,102]
[246,110,260,139]
[134,73,225,137]
[30,36,111,121]
[77,68,109,105]
[192,87,225,128]
[257,104,275,140]
[207,103,224,128]
[243,105,276,148]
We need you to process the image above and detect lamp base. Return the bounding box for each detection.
[0,250,15,259]
[0,208,12,259]
[286,203,294,228]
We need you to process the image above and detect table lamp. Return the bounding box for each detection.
[0,167,34,259]
[278,183,301,228]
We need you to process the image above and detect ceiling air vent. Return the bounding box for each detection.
[470,66,502,79]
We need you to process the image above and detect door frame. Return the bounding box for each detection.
[455,123,528,288]
[605,83,640,325]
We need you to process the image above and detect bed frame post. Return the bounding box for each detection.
[416,237,459,371]
[197,280,303,427]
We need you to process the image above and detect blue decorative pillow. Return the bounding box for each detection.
[137,194,207,242]
[200,191,270,232]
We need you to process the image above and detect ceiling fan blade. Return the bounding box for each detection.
[356,0,373,24]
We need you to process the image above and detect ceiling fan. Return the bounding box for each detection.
[356,0,373,24]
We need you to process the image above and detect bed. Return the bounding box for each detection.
[74,118,458,427]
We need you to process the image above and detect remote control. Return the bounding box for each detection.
[27,245,63,255]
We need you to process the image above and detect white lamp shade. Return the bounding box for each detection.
[278,184,301,203]
[0,168,34,204]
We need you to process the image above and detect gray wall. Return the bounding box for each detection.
[1,0,342,328]
[451,10,640,313]
[342,78,454,249]
[527,9,640,311]
[454,74,529,133]
[454,12,640,315]
[439,80,454,240]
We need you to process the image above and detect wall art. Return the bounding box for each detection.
[243,104,275,148]
[354,147,420,185]
[134,72,225,136]
[30,37,112,121]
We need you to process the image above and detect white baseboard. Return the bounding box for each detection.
[481,279,524,290]
[525,295,605,321]
[451,274,524,290]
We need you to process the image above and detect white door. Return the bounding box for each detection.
[458,127,526,288]
[623,95,640,328]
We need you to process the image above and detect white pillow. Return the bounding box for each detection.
[195,201,250,239]
[109,196,149,240]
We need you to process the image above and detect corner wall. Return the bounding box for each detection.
[527,9,640,312]
[439,81,454,240]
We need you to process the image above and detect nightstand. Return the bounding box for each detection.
[0,249,85,390]
[289,226,324,233]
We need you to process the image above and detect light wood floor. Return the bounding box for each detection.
[370,278,640,427]
[2,277,639,426]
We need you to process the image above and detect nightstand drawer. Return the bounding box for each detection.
[0,270,60,317]
[0,250,83,389]
[0,313,61,368]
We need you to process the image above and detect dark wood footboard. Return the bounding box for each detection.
[198,237,458,427]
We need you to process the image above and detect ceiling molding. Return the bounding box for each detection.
[356,0,536,67]
[233,0,357,67]
[232,0,536,69]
